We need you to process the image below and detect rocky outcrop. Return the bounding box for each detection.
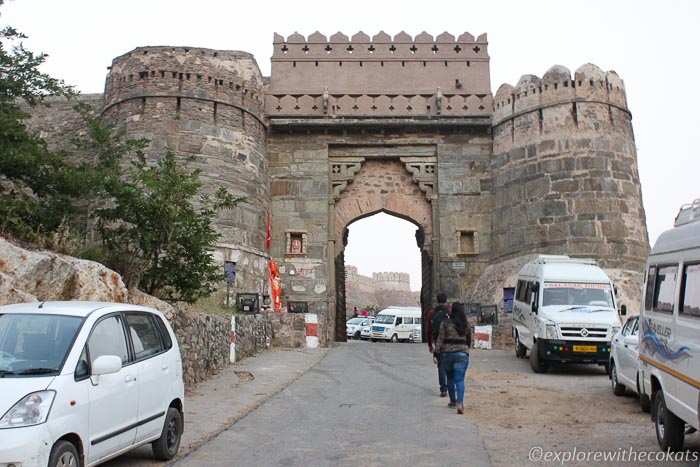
[0,237,177,319]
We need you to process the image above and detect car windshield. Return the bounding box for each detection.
[542,283,614,309]
[375,315,395,324]
[347,318,364,325]
[0,313,83,375]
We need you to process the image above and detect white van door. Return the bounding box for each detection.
[675,262,700,428]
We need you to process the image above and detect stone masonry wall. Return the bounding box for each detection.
[491,64,649,272]
[102,47,271,296]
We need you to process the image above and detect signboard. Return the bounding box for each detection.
[224,261,236,284]
[452,262,466,270]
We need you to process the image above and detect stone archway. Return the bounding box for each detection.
[330,157,435,342]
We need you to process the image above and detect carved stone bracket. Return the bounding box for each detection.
[330,157,365,199]
[400,156,436,199]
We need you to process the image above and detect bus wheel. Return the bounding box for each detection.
[654,389,685,451]
[529,340,549,373]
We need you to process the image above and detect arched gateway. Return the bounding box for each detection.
[51,30,646,347]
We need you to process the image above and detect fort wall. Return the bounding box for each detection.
[101,47,270,294]
[491,64,649,271]
[267,31,492,118]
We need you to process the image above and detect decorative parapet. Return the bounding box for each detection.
[493,63,629,125]
[267,31,493,118]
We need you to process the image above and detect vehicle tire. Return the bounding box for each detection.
[354,331,361,340]
[390,334,398,343]
[654,390,685,451]
[370,338,376,343]
[611,361,626,396]
[638,373,651,413]
[152,407,183,460]
[514,333,527,359]
[49,440,79,467]
[529,340,549,373]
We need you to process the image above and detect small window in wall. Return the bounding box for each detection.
[286,231,307,257]
[458,230,478,255]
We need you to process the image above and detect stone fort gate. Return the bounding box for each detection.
[266,31,495,342]
[32,30,649,346]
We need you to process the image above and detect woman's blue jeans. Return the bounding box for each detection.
[441,352,470,403]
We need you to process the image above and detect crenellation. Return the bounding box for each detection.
[22,31,650,344]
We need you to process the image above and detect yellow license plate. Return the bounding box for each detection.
[573,345,597,353]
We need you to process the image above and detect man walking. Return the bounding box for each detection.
[426,293,450,397]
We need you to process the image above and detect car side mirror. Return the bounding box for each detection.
[620,304,627,316]
[623,334,638,346]
[90,355,122,385]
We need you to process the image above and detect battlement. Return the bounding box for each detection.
[493,64,628,124]
[104,47,265,120]
[267,31,492,119]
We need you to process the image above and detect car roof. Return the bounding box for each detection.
[0,301,156,318]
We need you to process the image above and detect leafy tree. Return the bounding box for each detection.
[0,10,78,241]
[95,151,244,303]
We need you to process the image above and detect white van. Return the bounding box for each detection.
[370,307,422,343]
[512,255,622,373]
[639,199,700,451]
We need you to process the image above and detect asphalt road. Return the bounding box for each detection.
[175,340,491,467]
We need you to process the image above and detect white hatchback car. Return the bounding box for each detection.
[609,314,650,411]
[0,301,185,467]
[346,317,374,340]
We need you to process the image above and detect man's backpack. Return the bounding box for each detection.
[431,305,450,341]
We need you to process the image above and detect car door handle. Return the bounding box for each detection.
[125,375,136,383]
[162,363,169,371]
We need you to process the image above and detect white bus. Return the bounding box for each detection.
[639,199,700,451]
[512,255,622,373]
[370,306,422,343]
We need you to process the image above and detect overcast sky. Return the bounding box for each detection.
[3,0,698,292]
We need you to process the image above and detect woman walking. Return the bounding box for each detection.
[433,302,471,414]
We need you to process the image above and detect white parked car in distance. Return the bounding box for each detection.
[346,317,374,340]
[0,301,185,467]
[609,315,650,411]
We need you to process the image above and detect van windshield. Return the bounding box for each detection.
[0,314,83,376]
[542,283,614,309]
[375,315,395,324]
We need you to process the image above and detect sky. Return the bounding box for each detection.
[2,0,698,292]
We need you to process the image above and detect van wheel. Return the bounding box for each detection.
[49,440,79,467]
[611,361,626,396]
[529,341,549,373]
[390,334,398,343]
[638,373,651,412]
[514,333,527,358]
[654,390,685,451]
[152,407,183,460]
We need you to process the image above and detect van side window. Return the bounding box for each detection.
[680,263,700,318]
[516,280,526,302]
[404,317,414,325]
[652,265,677,314]
[644,266,656,310]
[524,282,533,304]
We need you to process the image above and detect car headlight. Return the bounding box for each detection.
[545,324,558,339]
[0,390,56,429]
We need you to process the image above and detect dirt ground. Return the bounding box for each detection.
[463,350,700,467]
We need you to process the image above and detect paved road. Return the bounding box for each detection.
[176,341,491,466]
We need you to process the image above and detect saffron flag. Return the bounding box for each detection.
[266,210,271,250]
